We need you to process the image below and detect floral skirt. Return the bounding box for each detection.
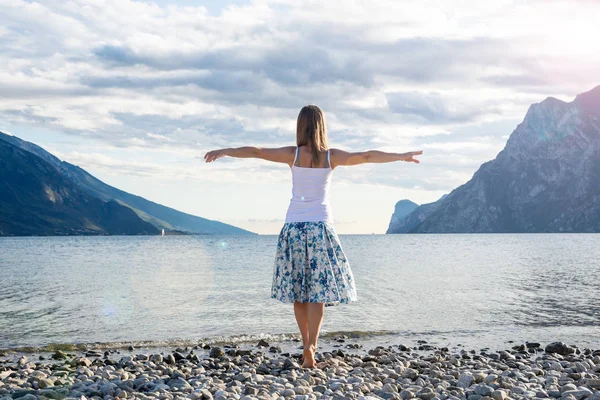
[271,221,358,307]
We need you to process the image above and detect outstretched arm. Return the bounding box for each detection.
[204,146,296,165]
[331,148,422,168]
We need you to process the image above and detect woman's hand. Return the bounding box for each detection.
[403,151,423,163]
[204,149,228,163]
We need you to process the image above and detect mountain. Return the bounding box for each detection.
[0,132,255,235]
[386,197,445,234]
[386,200,418,233]
[0,139,158,236]
[388,85,600,233]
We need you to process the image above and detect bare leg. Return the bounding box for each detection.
[303,302,324,368]
[293,302,309,349]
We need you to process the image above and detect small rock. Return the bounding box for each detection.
[77,357,92,367]
[562,389,593,400]
[458,373,474,388]
[269,346,283,353]
[417,388,435,400]
[295,386,311,395]
[31,370,48,379]
[234,372,252,382]
[587,379,600,389]
[548,390,562,398]
[383,383,398,393]
[51,350,67,360]
[17,395,37,400]
[474,384,493,397]
[38,378,54,389]
[492,390,507,400]
[562,384,578,393]
[209,347,224,358]
[85,349,103,357]
[168,377,193,391]
[283,358,299,369]
[119,355,133,364]
[545,342,575,356]
[551,361,563,371]
[39,389,67,399]
[314,385,328,394]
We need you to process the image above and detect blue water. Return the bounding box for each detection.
[1,234,599,351]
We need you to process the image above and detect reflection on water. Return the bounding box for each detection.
[1,234,599,350]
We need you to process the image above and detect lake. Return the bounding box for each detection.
[1,234,599,352]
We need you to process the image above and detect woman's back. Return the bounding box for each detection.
[285,146,333,224]
[204,104,421,368]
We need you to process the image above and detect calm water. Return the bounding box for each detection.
[1,234,599,351]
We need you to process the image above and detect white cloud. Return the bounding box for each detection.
[1,0,599,233]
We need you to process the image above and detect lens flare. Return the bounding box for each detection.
[129,237,214,322]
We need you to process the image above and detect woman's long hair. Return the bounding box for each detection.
[296,105,328,164]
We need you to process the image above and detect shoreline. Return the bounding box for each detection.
[3,330,599,357]
[0,330,409,355]
[1,338,599,400]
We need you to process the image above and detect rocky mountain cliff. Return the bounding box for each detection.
[386,198,444,234]
[0,132,255,235]
[386,200,418,233]
[388,85,600,233]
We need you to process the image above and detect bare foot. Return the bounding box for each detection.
[302,345,316,368]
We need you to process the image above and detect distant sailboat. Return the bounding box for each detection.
[161,229,165,236]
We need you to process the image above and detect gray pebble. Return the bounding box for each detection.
[458,374,474,388]
[474,384,494,397]
[210,347,224,358]
[491,390,507,400]
[235,372,252,382]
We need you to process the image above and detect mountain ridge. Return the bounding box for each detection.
[0,139,158,236]
[388,85,600,233]
[0,132,255,235]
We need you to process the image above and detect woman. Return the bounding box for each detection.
[204,105,422,368]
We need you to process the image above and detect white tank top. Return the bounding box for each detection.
[285,147,333,224]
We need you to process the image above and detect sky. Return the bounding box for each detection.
[0,0,599,234]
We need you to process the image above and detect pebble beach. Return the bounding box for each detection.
[1,339,599,400]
